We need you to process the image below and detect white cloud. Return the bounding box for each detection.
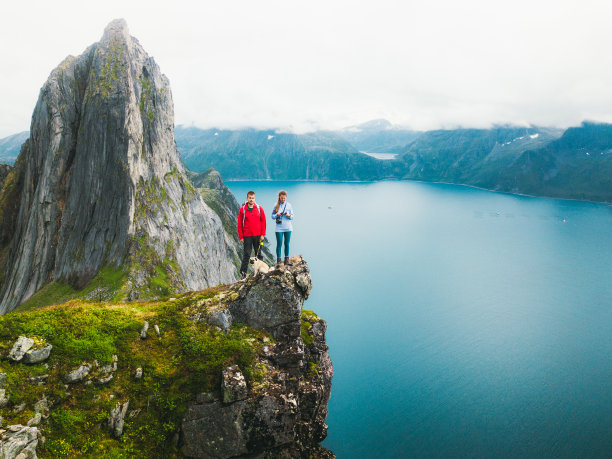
[1,0,612,136]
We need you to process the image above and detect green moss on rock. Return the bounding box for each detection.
[0,291,272,457]
[14,267,128,313]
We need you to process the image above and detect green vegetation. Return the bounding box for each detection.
[14,267,128,313]
[92,39,126,100]
[127,236,184,300]
[300,309,321,346]
[138,75,155,123]
[134,177,171,226]
[0,291,271,457]
[301,317,314,346]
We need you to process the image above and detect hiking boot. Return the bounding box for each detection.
[240,271,247,280]
[284,257,290,265]
[276,258,283,266]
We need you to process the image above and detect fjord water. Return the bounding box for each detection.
[228,181,612,458]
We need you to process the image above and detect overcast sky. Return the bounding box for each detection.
[1,0,612,137]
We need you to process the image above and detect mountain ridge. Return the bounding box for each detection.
[0,19,240,314]
[3,121,610,203]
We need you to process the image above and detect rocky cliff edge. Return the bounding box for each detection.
[0,257,333,458]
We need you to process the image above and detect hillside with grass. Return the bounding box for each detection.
[0,257,333,458]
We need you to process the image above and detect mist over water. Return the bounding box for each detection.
[228,180,612,458]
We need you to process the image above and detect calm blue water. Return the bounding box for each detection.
[228,181,612,458]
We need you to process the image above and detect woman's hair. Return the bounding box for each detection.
[274,190,287,213]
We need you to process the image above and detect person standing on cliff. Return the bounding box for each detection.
[271,190,294,266]
[237,190,266,279]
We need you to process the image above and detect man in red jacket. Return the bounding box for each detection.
[237,190,267,278]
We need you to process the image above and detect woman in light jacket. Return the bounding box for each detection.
[271,190,294,266]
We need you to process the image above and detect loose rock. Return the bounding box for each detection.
[8,336,34,361]
[140,321,149,339]
[96,374,114,385]
[23,344,53,364]
[154,324,160,337]
[222,365,248,404]
[206,308,232,333]
[64,364,91,384]
[0,389,8,408]
[34,397,49,415]
[108,400,130,438]
[0,425,39,458]
[135,368,143,379]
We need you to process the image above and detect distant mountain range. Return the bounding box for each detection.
[2,120,611,202]
[0,131,28,164]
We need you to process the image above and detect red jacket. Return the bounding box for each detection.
[237,203,266,239]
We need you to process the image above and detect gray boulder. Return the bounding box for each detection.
[108,400,130,438]
[0,425,39,459]
[181,400,249,458]
[8,336,34,361]
[140,321,149,340]
[33,397,49,415]
[229,255,312,338]
[221,365,248,404]
[64,364,91,384]
[205,308,232,333]
[23,344,53,364]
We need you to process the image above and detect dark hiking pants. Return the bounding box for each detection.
[240,236,263,275]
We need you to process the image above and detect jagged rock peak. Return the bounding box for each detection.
[102,18,130,43]
[0,20,239,314]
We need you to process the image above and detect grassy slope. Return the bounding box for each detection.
[0,288,285,457]
[1,285,322,457]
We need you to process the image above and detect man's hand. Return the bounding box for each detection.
[260,235,264,241]
[239,238,243,242]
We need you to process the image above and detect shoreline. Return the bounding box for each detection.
[223,177,612,206]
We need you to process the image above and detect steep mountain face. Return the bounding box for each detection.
[395,126,563,182]
[187,168,274,264]
[0,131,28,165]
[483,122,612,201]
[0,20,239,314]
